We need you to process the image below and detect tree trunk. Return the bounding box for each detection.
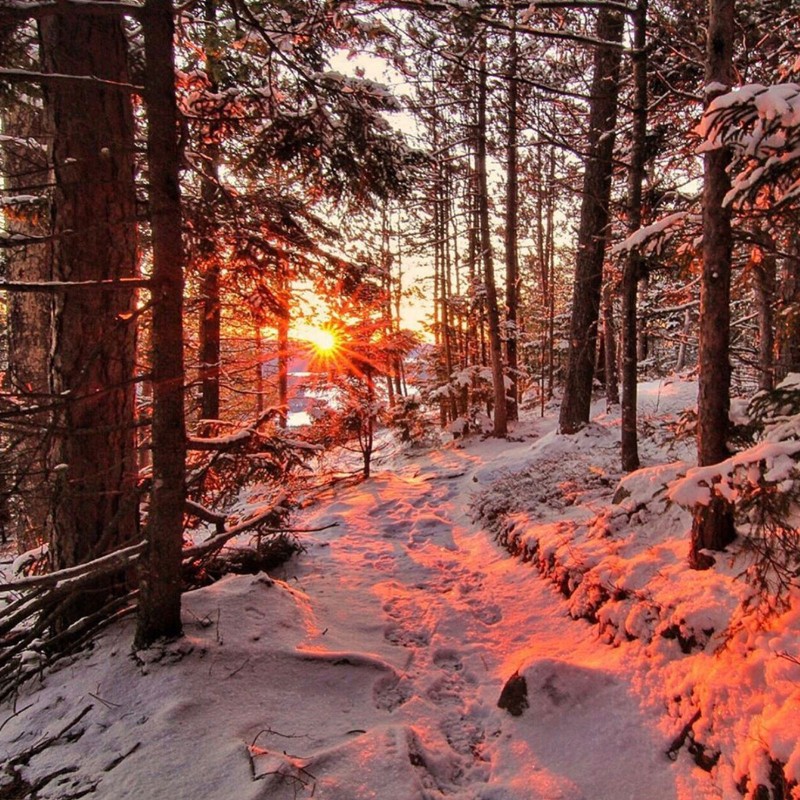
[504,12,520,422]
[255,325,265,415]
[476,42,508,437]
[603,283,619,406]
[136,0,187,647]
[751,242,776,392]
[690,0,737,568]
[621,0,648,472]
[777,232,800,380]
[1,87,53,552]
[277,274,290,429]
[559,8,624,434]
[197,0,222,425]
[39,7,139,622]
[199,261,221,423]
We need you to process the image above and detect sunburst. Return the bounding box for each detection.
[303,326,340,358]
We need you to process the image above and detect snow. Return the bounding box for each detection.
[2,376,799,799]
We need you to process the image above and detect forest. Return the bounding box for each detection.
[0,0,799,798]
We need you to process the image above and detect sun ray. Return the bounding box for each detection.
[302,326,340,358]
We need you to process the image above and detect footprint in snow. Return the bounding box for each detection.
[384,622,430,648]
[432,648,463,673]
[373,673,413,712]
[468,600,503,626]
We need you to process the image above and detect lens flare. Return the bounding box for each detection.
[304,326,339,356]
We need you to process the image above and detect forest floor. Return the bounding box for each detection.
[1,376,798,800]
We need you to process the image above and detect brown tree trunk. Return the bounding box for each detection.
[197,0,222,425]
[504,12,520,422]
[751,242,776,392]
[476,41,508,437]
[255,325,265,415]
[603,282,619,406]
[39,8,139,621]
[621,0,648,472]
[559,8,624,434]
[277,273,290,429]
[690,0,737,568]
[136,0,187,647]
[1,88,53,552]
[777,232,800,380]
[199,261,221,423]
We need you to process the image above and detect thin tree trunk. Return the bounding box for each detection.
[751,243,776,392]
[603,283,619,406]
[198,0,222,424]
[559,8,624,434]
[136,0,187,646]
[277,271,290,429]
[621,0,648,472]
[504,11,520,422]
[39,8,139,624]
[777,232,800,379]
[255,325,265,415]
[675,309,692,371]
[199,261,221,423]
[690,0,737,568]
[476,41,508,437]
[546,146,557,402]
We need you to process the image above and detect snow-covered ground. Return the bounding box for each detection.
[1,377,798,799]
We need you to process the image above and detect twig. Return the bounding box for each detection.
[88,691,122,709]
[0,701,34,734]
[9,704,93,768]
[104,742,141,772]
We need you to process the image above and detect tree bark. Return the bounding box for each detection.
[476,41,508,437]
[751,241,776,392]
[621,0,648,472]
[559,8,624,434]
[136,0,187,646]
[777,232,800,380]
[602,282,619,406]
[504,11,520,422]
[1,85,53,552]
[277,270,290,429]
[39,6,139,622]
[690,0,737,568]
[197,0,222,424]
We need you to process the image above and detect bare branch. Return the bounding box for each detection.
[0,278,151,292]
[0,67,143,93]
[0,0,143,23]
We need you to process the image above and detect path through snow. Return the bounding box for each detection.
[1,425,708,800]
[283,442,687,799]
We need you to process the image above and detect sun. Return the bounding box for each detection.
[303,326,339,356]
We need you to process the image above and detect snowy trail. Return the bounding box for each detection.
[0,430,705,800]
[288,444,684,799]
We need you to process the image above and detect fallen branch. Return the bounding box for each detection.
[0,541,145,592]
[182,502,288,560]
[185,499,226,533]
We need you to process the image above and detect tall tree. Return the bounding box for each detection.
[136,0,187,647]
[38,5,139,620]
[558,7,624,434]
[504,10,520,423]
[620,0,648,472]
[476,34,508,437]
[689,0,737,568]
